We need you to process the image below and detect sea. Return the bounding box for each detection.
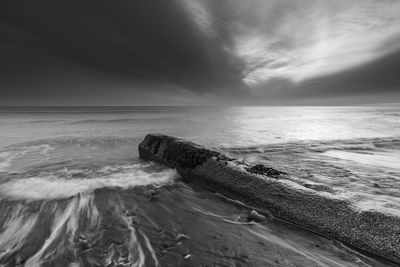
[0,106,399,267]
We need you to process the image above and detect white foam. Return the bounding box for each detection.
[323,150,400,171]
[0,205,39,256]
[24,195,97,266]
[122,212,145,267]
[140,229,159,266]
[20,144,54,156]
[0,164,177,200]
[25,199,79,267]
[354,198,400,215]
[0,144,54,173]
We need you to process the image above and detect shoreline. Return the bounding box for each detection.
[139,133,400,264]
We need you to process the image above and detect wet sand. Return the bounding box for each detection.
[0,181,396,267]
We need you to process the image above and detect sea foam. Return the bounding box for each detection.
[0,163,177,200]
[323,150,400,171]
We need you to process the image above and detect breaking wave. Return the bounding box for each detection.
[0,163,177,200]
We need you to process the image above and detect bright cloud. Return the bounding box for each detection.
[225,0,400,85]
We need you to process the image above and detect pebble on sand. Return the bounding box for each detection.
[248,210,267,222]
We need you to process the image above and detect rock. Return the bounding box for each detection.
[248,210,266,222]
[139,134,226,170]
[245,164,284,177]
[138,134,400,264]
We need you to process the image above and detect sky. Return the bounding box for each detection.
[0,0,399,105]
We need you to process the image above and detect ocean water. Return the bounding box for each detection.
[0,106,399,266]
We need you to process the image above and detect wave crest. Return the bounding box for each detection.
[0,163,177,200]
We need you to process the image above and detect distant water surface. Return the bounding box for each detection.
[0,106,399,266]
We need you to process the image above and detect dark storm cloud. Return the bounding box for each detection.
[0,0,399,105]
[0,0,245,104]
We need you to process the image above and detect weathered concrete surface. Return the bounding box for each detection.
[139,133,400,263]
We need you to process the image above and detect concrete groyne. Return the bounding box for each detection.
[139,133,400,263]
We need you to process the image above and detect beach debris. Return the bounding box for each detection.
[77,236,92,250]
[175,233,191,242]
[145,188,160,199]
[161,241,175,250]
[247,210,266,222]
[117,256,131,266]
[239,253,251,262]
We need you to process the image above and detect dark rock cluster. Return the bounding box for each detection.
[245,164,284,178]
